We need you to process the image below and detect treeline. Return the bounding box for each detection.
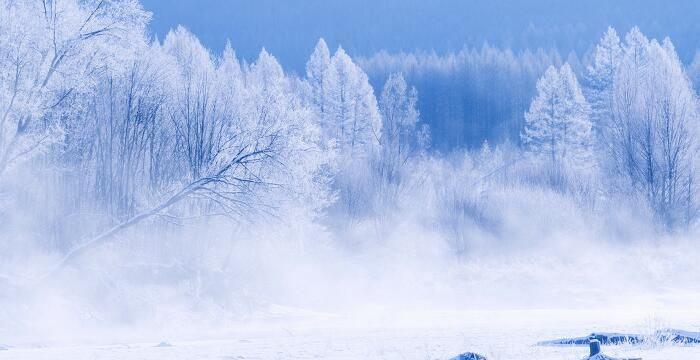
[360,42,700,153]
[1,0,700,271]
[519,27,699,229]
[3,0,700,321]
[0,0,427,260]
[358,45,567,150]
[360,28,700,231]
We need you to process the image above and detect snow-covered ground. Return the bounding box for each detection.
[1,308,698,360]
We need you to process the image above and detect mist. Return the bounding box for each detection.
[1,1,700,359]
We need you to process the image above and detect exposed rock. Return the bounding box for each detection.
[583,338,641,360]
[655,329,700,344]
[538,332,643,346]
[585,355,640,360]
[449,352,487,360]
[538,329,700,346]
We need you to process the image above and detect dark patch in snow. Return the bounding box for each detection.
[585,355,642,360]
[155,341,173,347]
[584,338,642,360]
[538,332,644,346]
[656,329,700,344]
[449,352,487,360]
[0,344,8,351]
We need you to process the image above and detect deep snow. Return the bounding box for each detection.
[1,309,698,360]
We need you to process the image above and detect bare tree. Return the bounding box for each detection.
[52,42,327,271]
[610,29,698,227]
[0,0,149,179]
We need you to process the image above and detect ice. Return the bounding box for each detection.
[0,309,698,360]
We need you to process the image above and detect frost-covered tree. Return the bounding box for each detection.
[359,44,562,149]
[56,36,331,267]
[306,39,335,128]
[522,64,594,171]
[83,46,171,220]
[378,73,427,183]
[0,0,149,179]
[305,40,381,159]
[331,47,382,159]
[304,41,383,220]
[609,28,698,227]
[610,27,651,186]
[586,27,623,144]
[162,26,224,181]
[366,73,429,219]
[688,51,700,94]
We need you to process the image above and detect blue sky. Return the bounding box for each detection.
[141,0,700,73]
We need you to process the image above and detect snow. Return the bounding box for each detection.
[1,3,700,360]
[0,309,698,360]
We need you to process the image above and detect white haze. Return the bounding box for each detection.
[2,160,699,346]
[0,1,699,358]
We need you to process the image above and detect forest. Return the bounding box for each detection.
[1,0,700,355]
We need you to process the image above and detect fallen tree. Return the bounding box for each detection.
[51,143,279,275]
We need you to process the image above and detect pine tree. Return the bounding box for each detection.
[304,40,382,160]
[306,38,334,122]
[586,27,622,143]
[523,64,594,170]
[331,47,382,158]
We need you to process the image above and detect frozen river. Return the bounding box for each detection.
[1,308,698,359]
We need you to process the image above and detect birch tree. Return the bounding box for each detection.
[610,29,698,227]
[55,39,330,269]
[378,72,427,184]
[0,0,149,179]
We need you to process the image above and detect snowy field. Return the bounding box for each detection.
[1,308,698,360]
[3,1,700,360]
